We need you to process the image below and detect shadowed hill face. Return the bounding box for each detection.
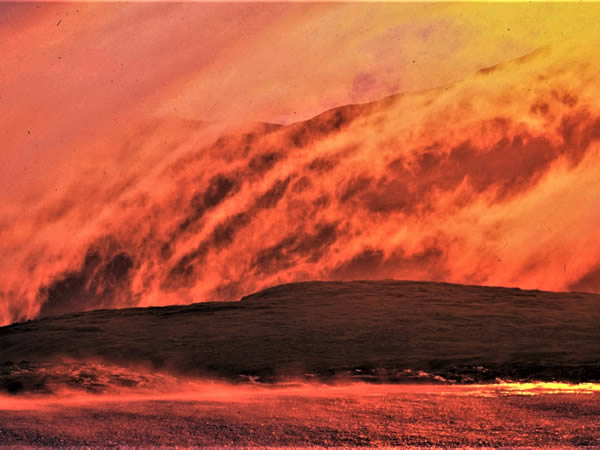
[1,281,600,393]
[2,39,600,324]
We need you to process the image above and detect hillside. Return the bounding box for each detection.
[2,281,600,393]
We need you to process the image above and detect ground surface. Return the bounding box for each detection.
[1,281,600,446]
[1,384,599,447]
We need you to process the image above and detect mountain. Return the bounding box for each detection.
[2,280,600,394]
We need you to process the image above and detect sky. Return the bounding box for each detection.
[1,2,600,324]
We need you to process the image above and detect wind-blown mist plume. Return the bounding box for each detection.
[2,4,600,325]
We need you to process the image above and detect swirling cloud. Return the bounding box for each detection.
[1,3,600,325]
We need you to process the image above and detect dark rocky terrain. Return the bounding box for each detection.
[2,280,600,394]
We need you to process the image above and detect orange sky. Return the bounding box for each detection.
[3,2,589,198]
[1,3,600,325]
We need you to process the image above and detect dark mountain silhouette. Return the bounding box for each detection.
[2,280,600,394]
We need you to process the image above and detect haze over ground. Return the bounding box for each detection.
[2,3,600,325]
